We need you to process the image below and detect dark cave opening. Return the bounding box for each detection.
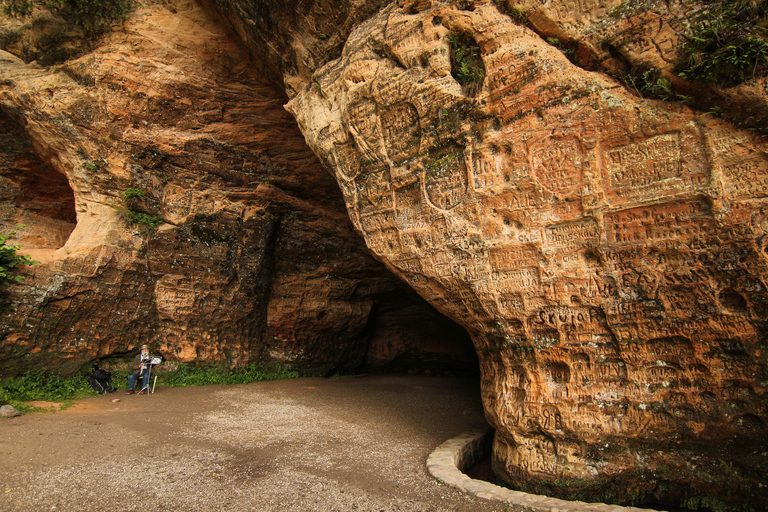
[360,288,479,378]
[0,111,77,262]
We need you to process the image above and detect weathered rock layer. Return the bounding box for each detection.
[212,0,768,507]
[3,0,768,508]
[0,0,476,377]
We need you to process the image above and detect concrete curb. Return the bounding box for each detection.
[426,426,657,512]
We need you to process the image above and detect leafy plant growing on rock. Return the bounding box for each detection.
[120,187,163,234]
[0,228,38,312]
[122,187,145,202]
[546,37,576,62]
[2,0,134,33]
[447,32,485,96]
[493,0,528,25]
[676,0,768,86]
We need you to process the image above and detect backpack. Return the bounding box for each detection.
[92,367,111,381]
[88,364,116,395]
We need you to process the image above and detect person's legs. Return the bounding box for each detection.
[127,372,138,393]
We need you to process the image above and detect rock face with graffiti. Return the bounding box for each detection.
[3,0,768,508]
[283,0,768,506]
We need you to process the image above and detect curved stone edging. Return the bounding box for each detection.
[426,427,658,512]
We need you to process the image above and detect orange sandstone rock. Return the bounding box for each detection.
[0,1,475,377]
[281,0,768,506]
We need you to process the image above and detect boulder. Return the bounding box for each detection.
[0,405,21,417]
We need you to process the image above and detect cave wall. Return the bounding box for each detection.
[2,0,768,507]
[203,0,768,507]
[0,0,475,377]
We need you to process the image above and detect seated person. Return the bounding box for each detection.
[126,344,152,395]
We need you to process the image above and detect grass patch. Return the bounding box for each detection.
[1,363,302,414]
[0,367,97,413]
[160,363,300,387]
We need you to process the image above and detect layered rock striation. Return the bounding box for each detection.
[3,0,768,508]
[0,0,476,376]
[211,0,768,507]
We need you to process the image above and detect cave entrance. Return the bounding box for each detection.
[0,112,77,263]
[361,288,479,378]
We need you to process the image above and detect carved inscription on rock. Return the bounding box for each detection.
[489,245,541,292]
[356,169,393,215]
[331,140,365,181]
[605,199,713,246]
[604,132,682,194]
[155,275,195,321]
[381,102,421,164]
[707,127,768,199]
[473,152,515,190]
[346,99,386,164]
[532,136,583,197]
[285,2,768,504]
[544,218,600,251]
[424,145,467,210]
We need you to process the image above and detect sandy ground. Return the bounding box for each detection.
[0,374,514,512]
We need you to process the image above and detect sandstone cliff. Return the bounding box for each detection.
[208,0,768,508]
[0,0,477,377]
[3,0,768,509]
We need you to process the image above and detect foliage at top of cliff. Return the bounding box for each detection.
[2,0,134,32]
[676,0,768,86]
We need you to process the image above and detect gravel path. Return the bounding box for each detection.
[0,375,513,512]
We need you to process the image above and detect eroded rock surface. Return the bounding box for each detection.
[276,0,768,507]
[3,0,768,508]
[0,1,476,376]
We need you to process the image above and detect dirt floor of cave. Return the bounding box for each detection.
[0,374,512,512]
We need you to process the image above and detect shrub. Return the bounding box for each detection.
[676,0,768,86]
[124,210,163,231]
[120,187,163,233]
[2,0,134,33]
[161,363,300,387]
[447,32,485,96]
[0,367,97,412]
[122,187,145,202]
[0,229,38,311]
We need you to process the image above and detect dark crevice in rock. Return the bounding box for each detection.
[0,110,77,259]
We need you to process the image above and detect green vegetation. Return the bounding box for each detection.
[120,187,163,233]
[0,228,38,311]
[622,67,693,104]
[547,37,575,59]
[122,187,145,202]
[447,32,485,96]
[0,363,301,414]
[493,0,528,25]
[676,0,768,86]
[0,367,94,413]
[161,363,300,387]
[124,210,163,231]
[2,0,134,32]
[683,495,737,512]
